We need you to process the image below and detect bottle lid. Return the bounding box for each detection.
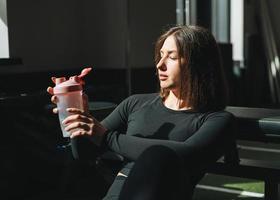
[53,78,82,94]
[53,67,92,94]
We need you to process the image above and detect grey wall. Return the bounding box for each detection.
[79,0,127,69]
[5,0,176,73]
[0,0,7,24]
[0,0,9,58]
[244,0,280,52]
[128,0,176,68]
[7,0,81,68]
[267,0,280,52]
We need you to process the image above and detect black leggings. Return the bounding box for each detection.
[71,138,193,199]
[118,145,193,200]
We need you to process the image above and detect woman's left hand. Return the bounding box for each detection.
[62,108,107,145]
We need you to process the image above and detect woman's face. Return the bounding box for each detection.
[156,35,182,93]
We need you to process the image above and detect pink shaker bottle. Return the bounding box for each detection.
[53,68,92,137]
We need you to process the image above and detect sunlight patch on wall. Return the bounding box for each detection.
[0,0,9,58]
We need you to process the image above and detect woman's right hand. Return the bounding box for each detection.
[62,107,107,145]
[47,77,106,145]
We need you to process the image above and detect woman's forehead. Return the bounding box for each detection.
[161,35,178,52]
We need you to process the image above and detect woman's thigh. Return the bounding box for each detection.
[102,174,127,200]
[119,145,193,200]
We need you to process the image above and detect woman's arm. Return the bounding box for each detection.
[62,95,137,145]
[104,112,234,166]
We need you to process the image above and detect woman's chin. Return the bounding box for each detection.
[160,83,175,90]
[160,84,168,89]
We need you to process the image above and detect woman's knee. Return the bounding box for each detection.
[119,146,193,199]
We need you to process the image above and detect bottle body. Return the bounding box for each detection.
[56,90,83,137]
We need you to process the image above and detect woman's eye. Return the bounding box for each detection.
[169,56,178,60]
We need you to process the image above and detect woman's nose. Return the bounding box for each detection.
[156,57,166,70]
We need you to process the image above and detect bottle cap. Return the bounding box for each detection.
[53,67,92,94]
[53,78,82,94]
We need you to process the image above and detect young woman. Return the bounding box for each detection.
[48,25,236,200]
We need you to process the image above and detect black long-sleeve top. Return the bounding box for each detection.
[101,93,235,181]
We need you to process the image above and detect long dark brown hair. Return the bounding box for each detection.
[155,25,229,112]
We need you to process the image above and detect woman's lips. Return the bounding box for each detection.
[159,74,168,80]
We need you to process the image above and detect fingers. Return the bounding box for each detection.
[47,86,57,105]
[66,108,84,114]
[53,107,58,114]
[51,77,56,84]
[47,86,57,114]
[66,108,91,117]
[47,87,54,95]
[61,110,97,138]
[64,121,91,133]
[61,111,107,143]
[70,130,86,138]
[51,95,58,104]
[46,76,56,95]
[63,114,94,138]
[62,113,93,125]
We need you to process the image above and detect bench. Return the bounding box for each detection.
[208,106,280,200]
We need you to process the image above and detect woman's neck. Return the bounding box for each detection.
[163,91,192,111]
